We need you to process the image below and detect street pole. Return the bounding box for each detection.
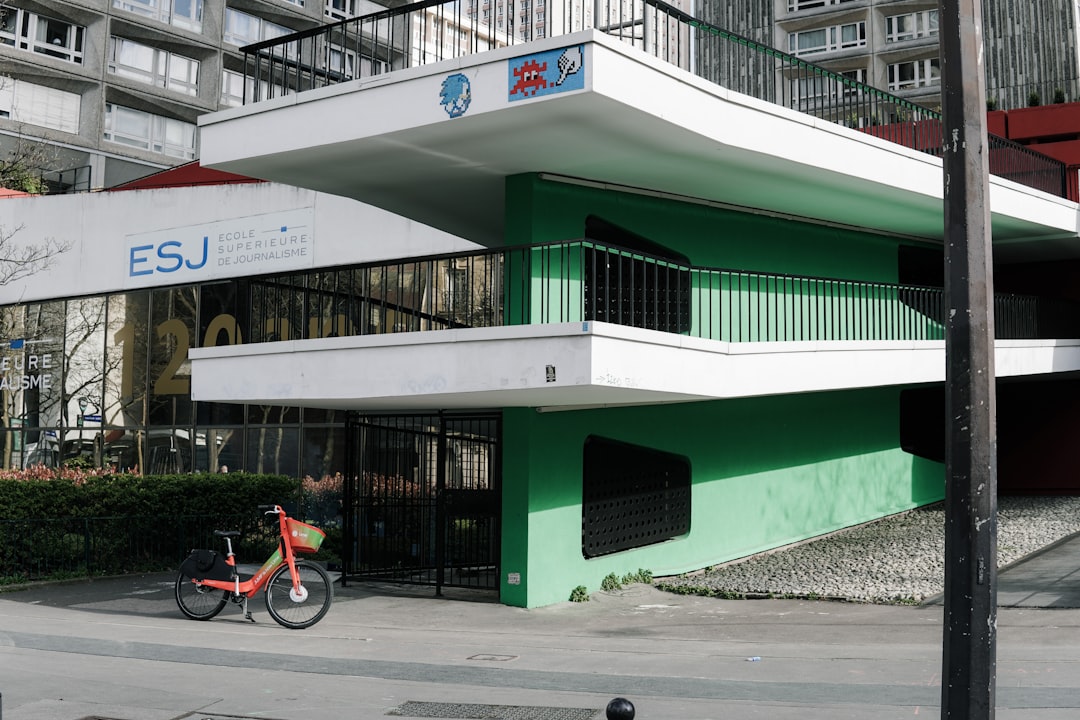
[938,1,998,719]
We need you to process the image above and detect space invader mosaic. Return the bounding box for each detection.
[508,45,585,101]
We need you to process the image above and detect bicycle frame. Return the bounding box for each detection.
[190,506,302,598]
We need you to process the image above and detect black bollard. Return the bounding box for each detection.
[606,697,634,720]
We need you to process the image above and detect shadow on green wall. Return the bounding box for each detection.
[516,386,923,516]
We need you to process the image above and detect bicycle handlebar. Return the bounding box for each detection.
[258,504,281,514]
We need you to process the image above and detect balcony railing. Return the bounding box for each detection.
[212,240,1077,347]
[238,0,1068,199]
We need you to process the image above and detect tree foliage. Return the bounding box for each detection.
[0,124,53,195]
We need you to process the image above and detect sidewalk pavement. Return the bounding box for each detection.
[1,536,1078,720]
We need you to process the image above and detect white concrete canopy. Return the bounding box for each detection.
[198,31,1080,261]
[189,323,1080,412]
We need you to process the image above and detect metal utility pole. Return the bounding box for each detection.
[938,1,998,719]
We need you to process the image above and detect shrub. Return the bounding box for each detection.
[601,572,622,591]
[621,568,653,585]
[569,585,589,602]
[0,471,300,583]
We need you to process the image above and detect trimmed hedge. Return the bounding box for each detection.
[0,473,302,583]
[0,472,298,520]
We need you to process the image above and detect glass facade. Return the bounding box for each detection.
[0,280,349,478]
[0,249,496,475]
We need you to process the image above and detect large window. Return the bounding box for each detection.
[0,7,85,64]
[888,58,940,91]
[0,285,350,477]
[109,37,200,96]
[221,69,280,105]
[112,0,203,32]
[325,0,360,20]
[0,79,80,133]
[787,0,856,11]
[886,10,938,43]
[224,7,295,47]
[792,67,866,102]
[103,103,197,159]
[221,69,246,106]
[788,22,865,56]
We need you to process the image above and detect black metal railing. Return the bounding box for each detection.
[38,165,92,194]
[237,0,1068,198]
[215,239,1079,347]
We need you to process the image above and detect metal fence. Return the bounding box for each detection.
[238,0,1067,198]
[229,239,1079,346]
[0,513,280,583]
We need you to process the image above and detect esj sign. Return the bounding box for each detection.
[124,208,315,288]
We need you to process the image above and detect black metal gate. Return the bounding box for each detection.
[342,412,501,593]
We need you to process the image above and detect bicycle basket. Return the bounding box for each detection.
[286,518,326,553]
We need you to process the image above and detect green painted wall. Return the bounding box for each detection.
[498,175,945,608]
[500,389,945,608]
[505,174,906,282]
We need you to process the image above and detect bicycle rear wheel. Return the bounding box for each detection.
[264,560,333,629]
[175,573,228,620]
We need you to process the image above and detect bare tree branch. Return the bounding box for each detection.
[0,224,71,287]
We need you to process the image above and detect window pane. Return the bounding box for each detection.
[6,80,80,133]
[65,297,108,467]
[798,29,825,51]
[224,8,257,44]
[116,105,150,137]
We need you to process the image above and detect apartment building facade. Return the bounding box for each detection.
[0,0,386,192]
[741,0,1080,112]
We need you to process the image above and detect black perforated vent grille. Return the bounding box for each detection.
[582,435,691,558]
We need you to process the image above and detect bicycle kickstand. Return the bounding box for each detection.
[242,597,255,623]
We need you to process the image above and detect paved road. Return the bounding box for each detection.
[0,552,1078,720]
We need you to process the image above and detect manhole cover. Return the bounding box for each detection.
[389,701,601,720]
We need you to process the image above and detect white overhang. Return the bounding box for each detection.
[189,324,1080,412]
[198,31,1080,261]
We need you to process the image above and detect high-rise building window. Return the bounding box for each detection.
[109,37,200,97]
[103,103,197,159]
[886,11,938,43]
[326,43,357,77]
[221,69,274,106]
[325,0,359,21]
[788,22,865,56]
[224,7,296,54]
[888,58,940,91]
[0,79,80,133]
[0,8,85,64]
[787,0,855,11]
[791,67,865,102]
[221,69,246,106]
[112,0,204,33]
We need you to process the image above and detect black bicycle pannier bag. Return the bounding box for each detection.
[179,549,232,581]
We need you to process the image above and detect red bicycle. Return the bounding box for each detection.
[175,504,333,629]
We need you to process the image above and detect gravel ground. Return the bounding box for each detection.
[655,496,1080,604]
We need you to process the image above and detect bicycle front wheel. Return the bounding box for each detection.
[175,573,228,620]
[264,560,333,629]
